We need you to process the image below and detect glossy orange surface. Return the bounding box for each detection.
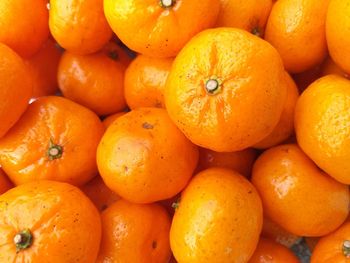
[97,108,198,203]
[0,180,101,263]
[170,168,263,263]
[165,28,286,152]
[252,144,349,236]
[97,200,171,263]
[0,96,105,186]
[295,75,350,184]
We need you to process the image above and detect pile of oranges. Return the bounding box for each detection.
[1,0,350,262]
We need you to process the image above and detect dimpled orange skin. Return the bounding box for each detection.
[326,0,350,75]
[0,0,49,58]
[102,112,127,128]
[248,238,300,263]
[264,0,329,73]
[58,44,127,116]
[0,169,13,195]
[103,0,220,58]
[0,96,105,186]
[216,0,272,36]
[25,39,62,98]
[49,0,112,55]
[252,144,350,237]
[170,168,263,263]
[165,28,286,152]
[81,176,120,211]
[261,217,301,248]
[124,55,173,109]
[97,108,199,204]
[96,200,171,263]
[311,222,350,262]
[0,43,33,139]
[196,147,257,178]
[295,75,350,184]
[321,56,349,78]
[0,180,101,263]
[254,72,299,149]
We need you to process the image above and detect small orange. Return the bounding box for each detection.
[0,96,105,186]
[311,222,350,262]
[165,28,286,152]
[170,168,263,263]
[248,238,300,263]
[264,0,329,73]
[102,112,127,128]
[326,0,350,75]
[81,175,120,211]
[320,56,349,78]
[216,0,273,36]
[124,55,173,109]
[196,147,257,177]
[104,0,220,58]
[25,39,62,98]
[252,144,349,236]
[49,0,112,54]
[295,75,350,184]
[0,43,33,138]
[0,0,49,58]
[254,72,299,149]
[0,169,13,195]
[96,199,171,263]
[0,180,101,263]
[58,43,127,116]
[262,217,301,248]
[97,108,198,203]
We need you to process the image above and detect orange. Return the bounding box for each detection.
[49,0,112,54]
[58,42,127,116]
[81,175,120,211]
[320,56,349,78]
[0,180,101,263]
[0,43,33,138]
[248,238,300,263]
[254,72,299,149]
[326,0,350,75]
[97,108,198,203]
[0,169,13,195]
[103,0,220,58]
[25,39,61,98]
[97,200,171,263]
[252,144,349,236]
[265,0,329,73]
[0,96,104,186]
[170,168,263,263]
[262,217,301,248]
[124,55,173,109]
[295,75,350,184]
[102,112,127,128]
[0,0,49,58]
[311,222,350,262]
[196,147,257,178]
[165,28,286,152]
[216,0,273,37]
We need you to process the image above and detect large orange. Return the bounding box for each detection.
[0,96,104,186]
[0,180,101,263]
[170,168,263,263]
[165,28,286,152]
[49,0,112,54]
[103,0,220,58]
[97,200,171,263]
[216,0,273,37]
[0,43,33,138]
[252,144,349,236]
[0,0,49,58]
[97,108,198,203]
[265,0,329,73]
[295,75,350,184]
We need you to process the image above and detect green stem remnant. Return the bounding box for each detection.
[343,240,350,258]
[14,229,33,253]
[205,77,222,95]
[47,139,63,160]
[160,0,175,8]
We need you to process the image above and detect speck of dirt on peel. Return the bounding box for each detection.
[142,122,154,129]
[152,240,157,249]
